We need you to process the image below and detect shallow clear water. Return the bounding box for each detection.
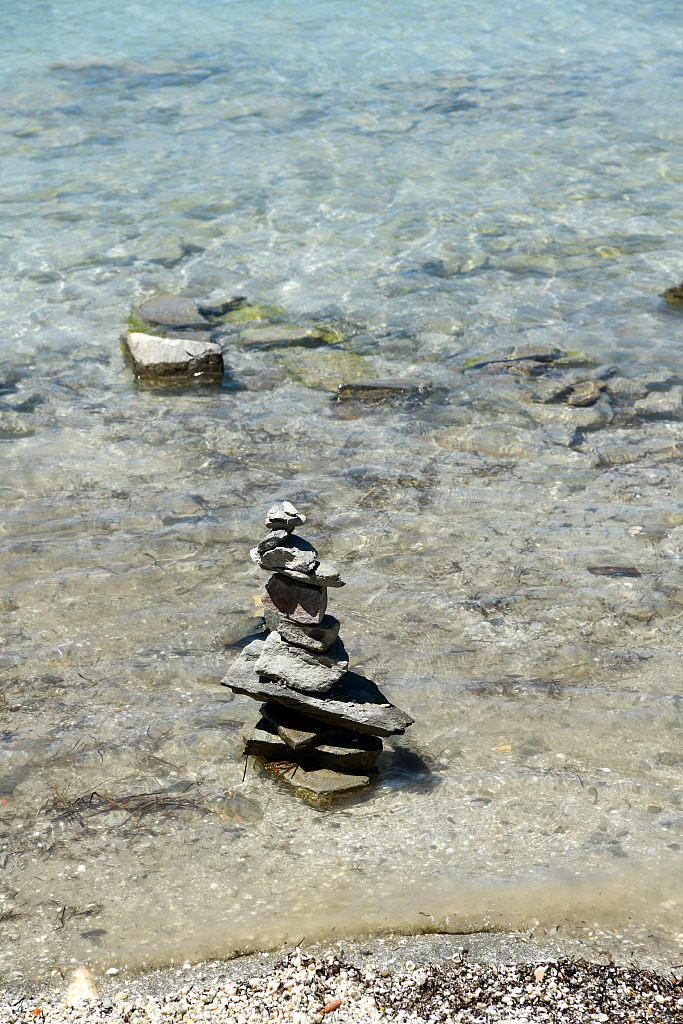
[2,0,683,986]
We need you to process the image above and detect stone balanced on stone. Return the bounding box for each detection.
[221,501,414,800]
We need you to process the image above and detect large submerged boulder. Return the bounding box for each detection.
[133,292,245,329]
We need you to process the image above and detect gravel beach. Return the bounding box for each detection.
[3,935,681,1024]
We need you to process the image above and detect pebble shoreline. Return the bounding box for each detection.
[3,949,681,1024]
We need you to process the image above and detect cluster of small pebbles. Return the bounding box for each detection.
[4,951,681,1023]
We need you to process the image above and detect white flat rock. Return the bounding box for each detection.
[123,331,223,379]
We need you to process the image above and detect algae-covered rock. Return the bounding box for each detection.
[662,282,683,307]
[278,349,374,390]
[221,303,288,324]
[238,323,339,350]
[126,311,165,337]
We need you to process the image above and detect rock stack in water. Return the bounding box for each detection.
[221,501,414,800]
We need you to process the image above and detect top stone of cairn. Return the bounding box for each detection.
[266,501,306,532]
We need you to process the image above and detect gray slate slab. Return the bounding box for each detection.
[277,614,340,652]
[273,764,371,800]
[221,641,414,737]
[254,631,348,694]
[255,530,289,556]
[243,719,381,772]
[269,562,345,588]
[260,701,344,750]
[251,535,318,573]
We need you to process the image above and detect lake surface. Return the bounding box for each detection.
[1,0,683,986]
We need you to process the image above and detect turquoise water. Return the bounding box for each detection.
[2,0,683,986]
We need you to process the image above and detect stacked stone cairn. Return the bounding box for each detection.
[221,501,414,800]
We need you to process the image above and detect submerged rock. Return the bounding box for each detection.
[134,292,246,328]
[221,303,288,324]
[604,376,650,403]
[267,763,371,800]
[278,349,374,391]
[238,324,335,349]
[336,379,433,402]
[464,345,566,371]
[588,566,642,578]
[197,296,247,319]
[135,294,210,328]
[123,332,223,380]
[200,790,262,822]
[565,380,604,406]
[633,387,683,416]
[662,281,683,306]
[529,376,604,407]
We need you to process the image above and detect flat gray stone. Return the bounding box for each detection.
[277,614,340,653]
[244,719,381,772]
[135,294,209,328]
[255,530,289,557]
[271,561,345,588]
[634,387,683,416]
[242,721,291,762]
[123,332,223,379]
[271,764,371,800]
[314,733,382,772]
[262,575,327,624]
[252,535,318,573]
[254,631,348,694]
[221,641,414,737]
[260,702,344,750]
[265,501,306,532]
